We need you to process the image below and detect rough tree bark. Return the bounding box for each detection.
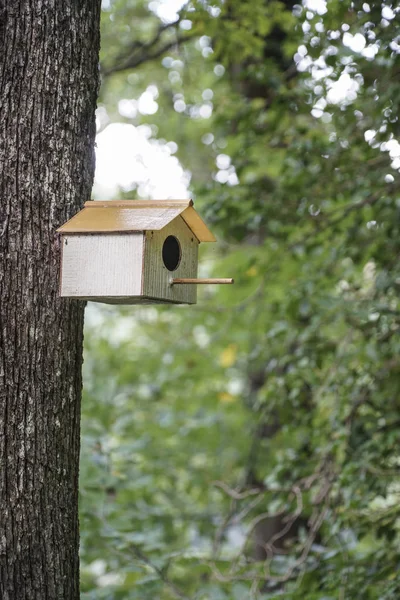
[0,2,101,598]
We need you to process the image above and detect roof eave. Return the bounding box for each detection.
[56,200,216,242]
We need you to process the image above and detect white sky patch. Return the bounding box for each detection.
[297,2,399,175]
[214,153,239,186]
[343,32,366,53]
[364,129,376,143]
[227,378,244,395]
[303,0,327,15]
[96,106,110,131]
[199,103,213,118]
[215,170,239,186]
[148,0,186,23]
[214,64,225,76]
[180,19,192,30]
[202,133,214,145]
[363,43,379,60]
[216,154,231,170]
[296,55,313,72]
[311,97,327,118]
[174,98,186,113]
[118,99,137,119]
[390,40,400,53]
[138,90,158,115]
[382,138,400,159]
[94,123,190,199]
[391,158,400,169]
[208,6,221,17]
[382,6,395,20]
[326,72,360,104]
[87,559,106,577]
[118,86,159,118]
[202,89,214,101]
[378,138,400,171]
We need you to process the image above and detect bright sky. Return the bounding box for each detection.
[93,0,190,200]
[94,0,398,199]
[93,0,327,199]
[94,122,190,199]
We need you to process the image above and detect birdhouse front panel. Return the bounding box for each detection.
[142,216,198,304]
[60,233,144,302]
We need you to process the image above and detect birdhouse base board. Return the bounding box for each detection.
[62,295,196,305]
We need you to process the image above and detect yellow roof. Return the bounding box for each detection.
[57,200,216,242]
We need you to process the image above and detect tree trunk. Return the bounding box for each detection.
[0,2,101,598]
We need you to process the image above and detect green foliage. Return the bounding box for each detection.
[81,0,400,597]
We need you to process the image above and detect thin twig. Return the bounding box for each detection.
[127,543,192,600]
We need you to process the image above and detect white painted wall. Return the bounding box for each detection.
[60,233,144,299]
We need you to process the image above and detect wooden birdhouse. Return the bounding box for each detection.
[57,200,232,305]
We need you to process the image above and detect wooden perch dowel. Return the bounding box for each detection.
[171,278,234,285]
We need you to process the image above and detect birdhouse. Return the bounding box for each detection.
[57,200,233,305]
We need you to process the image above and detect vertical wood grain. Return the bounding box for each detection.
[143,217,198,304]
[60,233,144,298]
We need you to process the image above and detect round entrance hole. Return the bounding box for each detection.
[162,235,181,271]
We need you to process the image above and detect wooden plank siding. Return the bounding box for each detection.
[60,233,144,300]
[142,217,198,304]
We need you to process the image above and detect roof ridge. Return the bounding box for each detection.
[84,199,193,208]
[57,201,215,241]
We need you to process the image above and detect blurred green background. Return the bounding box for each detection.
[80,1,400,598]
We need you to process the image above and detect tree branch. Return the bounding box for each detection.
[126,543,192,600]
[101,14,197,77]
